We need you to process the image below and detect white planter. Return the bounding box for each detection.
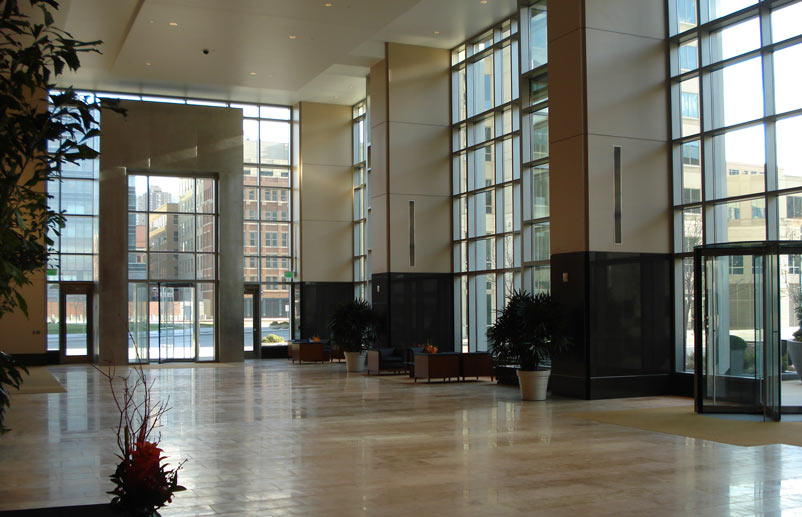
[517,369,550,401]
[344,351,363,372]
[788,340,802,382]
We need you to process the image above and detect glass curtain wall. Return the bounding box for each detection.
[669,0,802,373]
[46,91,99,352]
[353,100,371,300]
[48,91,295,358]
[240,104,294,346]
[453,6,546,352]
[127,175,218,362]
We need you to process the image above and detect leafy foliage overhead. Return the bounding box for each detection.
[0,0,124,319]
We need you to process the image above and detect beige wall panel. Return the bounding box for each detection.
[299,102,351,167]
[0,275,46,354]
[370,122,388,197]
[301,221,353,282]
[0,151,47,354]
[369,59,388,129]
[585,29,668,141]
[387,122,450,196]
[102,102,242,173]
[371,196,388,275]
[301,164,352,223]
[586,135,670,253]
[585,0,665,39]
[386,43,450,127]
[547,0,584,43]
[388,194,450,274]
[548,28,586,145]
[550,134,588,254]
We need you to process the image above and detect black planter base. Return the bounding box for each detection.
[0,504,115,516]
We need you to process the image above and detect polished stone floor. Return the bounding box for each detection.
[3,360,802,516]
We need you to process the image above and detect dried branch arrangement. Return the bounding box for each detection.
[94,358,186,517]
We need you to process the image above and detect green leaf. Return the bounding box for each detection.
[14,291,28,317]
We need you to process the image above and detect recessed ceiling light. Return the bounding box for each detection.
[433,30,440,35]
[249,72,257,75]
[148,19,155,24]
[289,35,296,39]
[324,2,333,6]
[168,21,178,26]
[480,0,487,3]
[145,62,152,66]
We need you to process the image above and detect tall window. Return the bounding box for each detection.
[240,104,293,342]
[669,0,802,371]
[522,0,550,297]
[352,100,371,300]
[452,3,546,353]
[127,174,218,361]
[46,91,99,351]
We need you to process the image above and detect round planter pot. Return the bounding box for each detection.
[344,351,363,372]
[788,340,802,382]
[517,369,550,401]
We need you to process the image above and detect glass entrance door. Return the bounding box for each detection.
[698,253,764,413]
[156,284,195,362]
[59,283,93,363]
[695,243,802,421]
[244,285,259,358]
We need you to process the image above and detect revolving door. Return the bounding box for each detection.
[694,242,802,420]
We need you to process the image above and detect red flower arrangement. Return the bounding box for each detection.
[97,356,186,517]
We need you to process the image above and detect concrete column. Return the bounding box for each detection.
[294,101,354,338]
[369,43,453,349]
[97,167,129,364]
[548,0,673,398]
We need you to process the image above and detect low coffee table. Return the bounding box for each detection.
[414,353,460,383]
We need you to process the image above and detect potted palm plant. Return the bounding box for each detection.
[330,299,377,372]
[487,290,571,401]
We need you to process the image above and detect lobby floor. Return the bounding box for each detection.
[3,360,802,516]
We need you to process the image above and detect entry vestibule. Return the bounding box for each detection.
[694,242,802,420]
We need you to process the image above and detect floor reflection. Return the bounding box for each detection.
[2,360,802,515]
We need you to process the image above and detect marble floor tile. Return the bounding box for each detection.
[1,360,802,515]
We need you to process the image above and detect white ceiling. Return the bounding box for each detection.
[52,0,518,106]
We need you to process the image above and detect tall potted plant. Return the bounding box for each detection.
[0,0,123,433]
[330,299,377,372]
[0,351,27,435]
[487,290,571,401]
